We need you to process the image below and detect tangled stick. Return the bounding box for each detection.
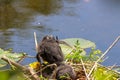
[1,56,40,80]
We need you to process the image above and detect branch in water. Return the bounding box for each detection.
[1,56,40,80]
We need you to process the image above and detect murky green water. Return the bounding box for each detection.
[0,0,120,65]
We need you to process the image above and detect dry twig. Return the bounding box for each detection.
[80,59,90,80]
[34,32,38,52]
[1,56,40,80]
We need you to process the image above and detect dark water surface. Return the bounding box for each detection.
[0,0,120,66]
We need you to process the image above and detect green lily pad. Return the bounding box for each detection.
[60,38,96,54]
[62,38,96,48]
[0,48,26,67]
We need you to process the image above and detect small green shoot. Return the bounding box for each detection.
[88,48,102,62]
[65,40,85,63]
[65,40,102,63]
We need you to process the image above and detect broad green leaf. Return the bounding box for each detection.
[60,43,73,55]
[0,48,26,67]
[60,44,86,55]
[60,38,96,54]
[62,38,96,49]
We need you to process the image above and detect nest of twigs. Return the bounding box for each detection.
[67,62,94,80]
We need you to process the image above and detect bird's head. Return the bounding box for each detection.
[42,35,58,42]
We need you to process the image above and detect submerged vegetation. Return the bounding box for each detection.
[0,36,120,80]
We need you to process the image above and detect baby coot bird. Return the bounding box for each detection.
[36,35,64,66]
[36,35,76,80]
[56,64,76,80]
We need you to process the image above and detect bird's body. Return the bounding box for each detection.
[56,64,76,80]
[36,35,64,66]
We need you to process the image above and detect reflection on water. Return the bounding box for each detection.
[0,0,32,29]
[0,0,120,65]
[26,0,62,15]
[0,0,17,28]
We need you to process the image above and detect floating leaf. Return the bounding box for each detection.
[60,38,96,54]
[0,48,26,67]
[62,38,96,48]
